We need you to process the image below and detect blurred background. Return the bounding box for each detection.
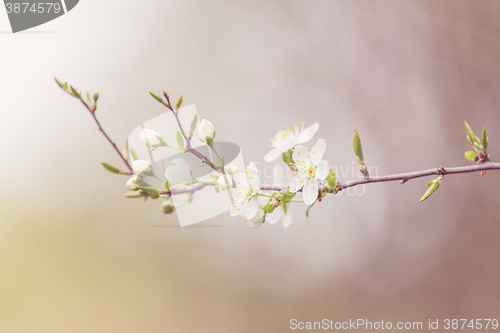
[1,0,500,332]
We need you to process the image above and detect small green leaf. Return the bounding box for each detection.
[187,195,193,204]
[101,162,126,175]
[305,199,318,218]
[150,189,160,200]
[263,202,275,213]
[282,149,297,171]
[176,130,185,148]
[190,113,198,130]
[464,151,478,161]
[280,190,296,202]
[123,192,144,198]
[473,141,482,151]
[324,169,336,193]
[130,148,139,161]
[210,174,219,180]
[214,184,220,193]
[122,139,129,160]
[220,156,225,168]
[165,179,171,191]
[54,77,64,88]
[427,180,434,187]
[176,95,183,110]
[353,130,365,165]
[420,178,442,202]
[464,121,480,145]
[149,92,165,105]
[70,86,81,99]
[481,127,488,150]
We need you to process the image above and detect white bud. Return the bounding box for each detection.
[132,160,152,175]
[245,209,265,229]
[126,175,138,190]
[217,174,232,191]
[225,165,239,176]
[197,119,216,143]
[160,199,175,214]
[139,129,165,150]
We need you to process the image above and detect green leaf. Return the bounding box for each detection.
[481,127,488,150]
[150,189,160,200]
[176,95,183,110]
[210,174,219,180]
[464,121,480,145]
[123,192,144,198]
[280,190,296,202]
[190,113,198,130]
[282,149,297,171]
[353,130,365,165]
[305,199,318,218]
[54,77,64,88]
[464,151,478,161]
[70,86,81,99]
[214,184,220,193]
[122,139,129,160]
[427,180,433,187]
[420,178,442,202]
[130,148,139,161]
[101,162,126,175]
[262,202,275,213]
[187,195,193,204]
[149,92,165,105]
[176,130,185,148]
[324,169,337,193]
[165,179,171,191]
[220,156,225,168]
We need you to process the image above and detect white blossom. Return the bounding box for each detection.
[197,119,216,143]
[139,129,166,150]
[217,174,232,191]
[245,208,265,229]
[126,175,138,190]
[224,165,239,176]
[288,138,330,205]
[229,162,261,220]
[264,122,319,162]
[165,159,192,186]
[132,160,152,175]
[266,204,293,228]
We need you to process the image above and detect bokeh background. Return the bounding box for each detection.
[1,0,500,332]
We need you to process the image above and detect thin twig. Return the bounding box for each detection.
[79,99,133,175]
[336,162,500,192]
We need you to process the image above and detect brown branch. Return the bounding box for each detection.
[336,162,500,192]
[257,163,500,195]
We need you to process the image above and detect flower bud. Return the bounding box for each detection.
[132,160,153,176]
[139,129,166,150]
[217,174,232,191]
[126,176,138,190]
[160,199,175,214]
[225,165,239,176]
[197,119,216,143]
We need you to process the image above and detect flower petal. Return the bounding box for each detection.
[272,165,286,188]
[315,159,330,180]
[243,196,260,220]
[303,178,319,205]
[297,123,319,144]
[289,174,308,193]
[311,138,326,165]
[266,206,284,224]
[263,148,282,163]
[282,205,293,228]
